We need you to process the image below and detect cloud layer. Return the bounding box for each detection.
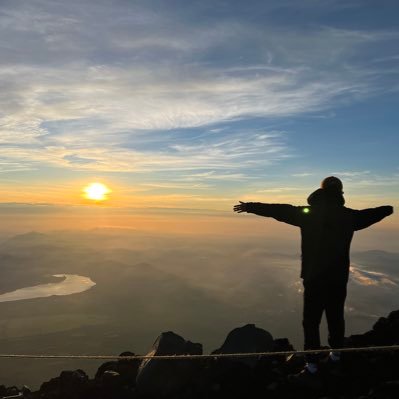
[1,0,398,177]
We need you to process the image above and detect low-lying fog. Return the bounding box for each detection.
[0,228,398,388]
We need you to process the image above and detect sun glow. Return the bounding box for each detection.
[83,183,111,201]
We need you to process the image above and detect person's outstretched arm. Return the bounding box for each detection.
[353,205,393,231]
[233,201,303,227]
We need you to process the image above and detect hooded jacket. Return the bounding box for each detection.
[246,190,393,284]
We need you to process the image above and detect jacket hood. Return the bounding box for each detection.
[307,188,345,207]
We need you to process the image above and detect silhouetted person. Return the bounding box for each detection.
[234,177,393,379]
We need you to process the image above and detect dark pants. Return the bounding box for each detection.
[303,281,347,362]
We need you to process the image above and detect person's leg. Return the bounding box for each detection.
[289,281,325,386]
[325,283,347,359]
[303,282,325,367]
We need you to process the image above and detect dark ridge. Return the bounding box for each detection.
[2,310,399,398]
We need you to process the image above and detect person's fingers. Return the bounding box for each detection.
[233,202,247,213]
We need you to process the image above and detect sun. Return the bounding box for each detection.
[83,183,111,201]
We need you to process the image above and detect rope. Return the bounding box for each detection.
[1,345,399,360]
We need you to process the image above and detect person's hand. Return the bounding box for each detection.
[233,201,248,213]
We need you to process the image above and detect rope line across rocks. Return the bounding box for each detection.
[1,345,399,360]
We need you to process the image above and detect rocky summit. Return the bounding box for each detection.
[2,312,399,399]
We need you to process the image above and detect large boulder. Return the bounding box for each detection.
[202,324,275,396]
[347,310,399,347]
[371,310,399,344]
[95,351,140,388]
[1,386,21,398]
[39,369,89,399]
[212,324,274,367]
[0,386,7,397]
[272,338,295,353]
[136,331,202,396]
[213,324,274,354]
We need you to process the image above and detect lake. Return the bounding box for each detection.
[0,274,96,302]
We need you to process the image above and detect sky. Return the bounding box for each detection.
[0,0,398,233]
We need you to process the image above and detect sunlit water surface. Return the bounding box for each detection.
[0,274,96,302]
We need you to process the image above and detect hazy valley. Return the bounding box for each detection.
[0,228,398,388]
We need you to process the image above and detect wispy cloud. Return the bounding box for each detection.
[181,171,254,181]
[0,62,367,135]
[292,173,313,178]
[332,171,372,178]
[256,187,303,193]
[0,161,37,173]
[0,0,398,208]
[140,182,213,190]
[0,129,290,173]
[333,171,399,189]
[350,265,397,287]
